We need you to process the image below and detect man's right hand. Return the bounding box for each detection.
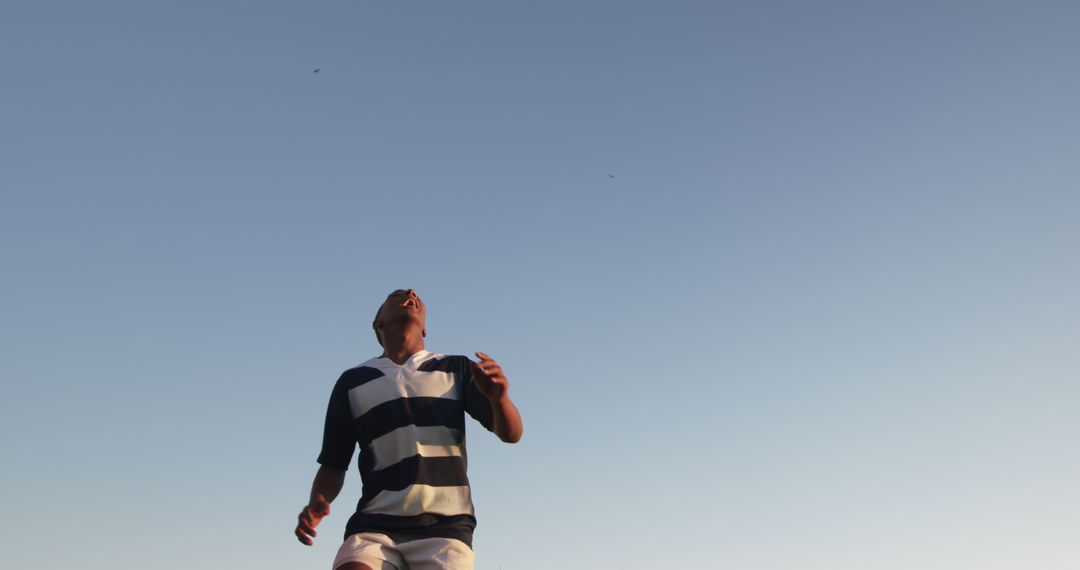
[295,498,331,545]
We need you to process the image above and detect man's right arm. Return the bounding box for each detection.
[299,374,355,546]
[295,465,347,545]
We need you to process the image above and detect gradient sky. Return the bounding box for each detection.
[2,1,1078,569]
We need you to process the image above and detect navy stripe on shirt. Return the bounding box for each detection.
[363,455,470,493]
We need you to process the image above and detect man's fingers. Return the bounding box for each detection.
[298,518,317,536]
[295,527,313,545]
[474,354,504,375]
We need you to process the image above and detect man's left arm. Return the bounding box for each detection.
[472,352,524,443]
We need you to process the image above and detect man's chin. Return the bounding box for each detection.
[389,313,424,326]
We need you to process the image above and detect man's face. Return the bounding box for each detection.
[375,288,427,334]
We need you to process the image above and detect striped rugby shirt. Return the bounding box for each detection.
[318,350,494,546]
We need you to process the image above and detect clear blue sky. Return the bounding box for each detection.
[2,1,1078,568]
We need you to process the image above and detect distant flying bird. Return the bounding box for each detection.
[313,68,320,74]
[609,174,615,179]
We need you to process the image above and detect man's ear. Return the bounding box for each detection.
[422,327,427,338]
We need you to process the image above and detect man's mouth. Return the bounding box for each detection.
[402,298,419,309]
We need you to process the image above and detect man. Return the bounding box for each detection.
[295,289,524,570]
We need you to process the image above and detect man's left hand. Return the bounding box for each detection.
[472,352,509,401]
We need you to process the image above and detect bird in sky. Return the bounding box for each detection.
[609,174,615,179]
[313,68,320,74]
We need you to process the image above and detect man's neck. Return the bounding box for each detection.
[380,327,426,365]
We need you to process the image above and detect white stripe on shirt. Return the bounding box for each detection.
[368,425,464,471]
[361,484,474,517]
[347,369,457,418]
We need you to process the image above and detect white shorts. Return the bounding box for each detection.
[332,532,475,570]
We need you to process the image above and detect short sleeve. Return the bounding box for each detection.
[462,357,495,432]
[317,377,356,469]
